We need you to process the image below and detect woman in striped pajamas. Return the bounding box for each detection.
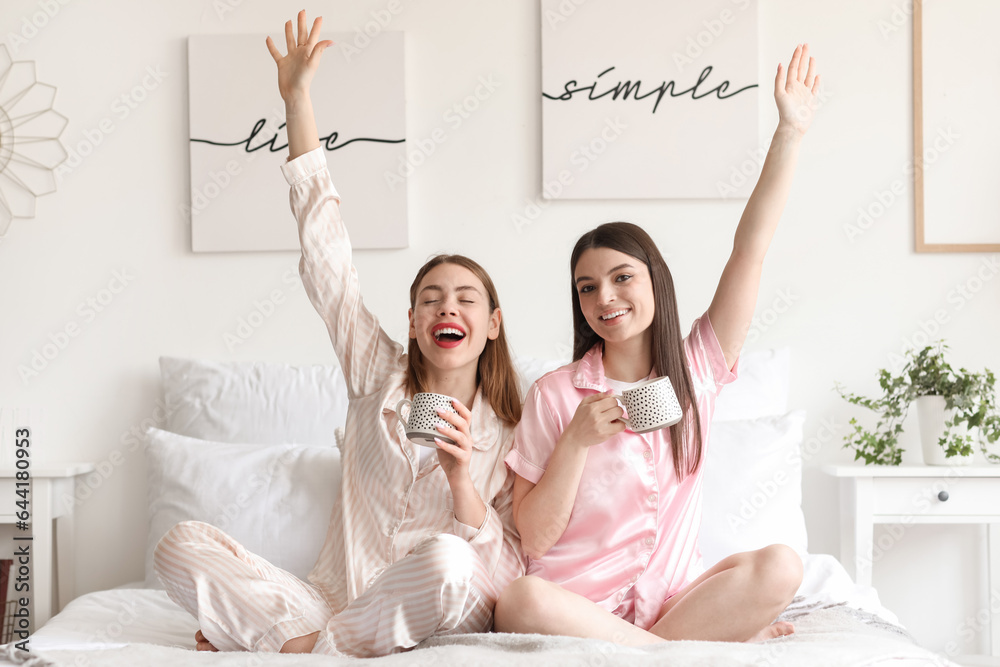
[152,11,525,657]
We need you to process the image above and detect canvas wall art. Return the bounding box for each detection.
[188,32,407,252]
[541,0,759,199]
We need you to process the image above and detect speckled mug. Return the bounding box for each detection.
[395,392,459,447]
[612,376,684,434]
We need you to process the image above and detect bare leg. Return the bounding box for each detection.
[649,544,802,642]
[280,631,320,653]
[494,576,665,647]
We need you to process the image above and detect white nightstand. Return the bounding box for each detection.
[823,464,1000,660]
[0,463,95,632]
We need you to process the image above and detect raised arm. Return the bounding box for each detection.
[266,11,332,160]
[708,44,820,370]
[269,12,403,398]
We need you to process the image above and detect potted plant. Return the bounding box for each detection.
[835,341,1000,466]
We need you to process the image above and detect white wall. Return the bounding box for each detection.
[1,0,997,657]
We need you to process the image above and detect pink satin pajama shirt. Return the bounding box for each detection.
[505,311,739,631]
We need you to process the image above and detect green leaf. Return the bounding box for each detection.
[835,340,999,466]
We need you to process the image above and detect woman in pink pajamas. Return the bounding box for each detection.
[153,11,524,656]
[495,45,822,645]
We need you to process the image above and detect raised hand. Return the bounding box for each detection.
[774,43,820,137]
[265,10,334,102]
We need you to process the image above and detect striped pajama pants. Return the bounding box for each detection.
[152,520,498,657]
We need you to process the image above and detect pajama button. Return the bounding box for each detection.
[647,494,656,503]
[643,451,651,459]
[630,574,638,582]
[644,537,654,546]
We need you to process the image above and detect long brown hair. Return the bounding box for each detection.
[570,222,702,480]
[406,254,522,426]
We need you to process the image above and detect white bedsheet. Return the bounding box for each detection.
[27,582,198,652]
[794,553,901,626]
[11,605,958,667]
[13,554,951,667]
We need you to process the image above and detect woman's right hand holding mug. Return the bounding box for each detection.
[561,391,626,449]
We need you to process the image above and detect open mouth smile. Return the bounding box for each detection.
[432,323,467,348]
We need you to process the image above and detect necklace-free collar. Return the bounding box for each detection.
[572,344,655,392]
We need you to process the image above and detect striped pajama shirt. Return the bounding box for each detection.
[153,146,525,657]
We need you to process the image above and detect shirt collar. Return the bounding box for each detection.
[571,343,656,391]
[467,384,501,451]
[572,344,609,391]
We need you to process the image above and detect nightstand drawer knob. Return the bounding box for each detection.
[938,491,949,502]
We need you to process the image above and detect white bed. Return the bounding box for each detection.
[4,349,958,666]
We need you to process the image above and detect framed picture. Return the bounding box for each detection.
[540,0,759,199]
[187,32,407,252]
[913,0,1000,252]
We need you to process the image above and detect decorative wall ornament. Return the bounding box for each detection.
[0,44,68,237]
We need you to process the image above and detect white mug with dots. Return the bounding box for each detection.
[611,377,684,434]
[394,392,459,447]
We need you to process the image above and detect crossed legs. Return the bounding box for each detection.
[310,533,498,656]
[155,521,497,657]
[154,520,331,653]
[494,544,803,644]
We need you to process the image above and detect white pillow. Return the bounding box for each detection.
[699,410,808,568]
[143,426,342,589]
[159,356,349,446]
[796,553,900,626]
[711,347,790,421]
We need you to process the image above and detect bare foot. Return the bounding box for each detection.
[747,621,795,642]
[195,629,219,652]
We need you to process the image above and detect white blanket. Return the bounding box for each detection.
[8,555,955,666]
[2,600,955,667]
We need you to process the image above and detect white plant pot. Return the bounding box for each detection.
[914,395,974,466]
